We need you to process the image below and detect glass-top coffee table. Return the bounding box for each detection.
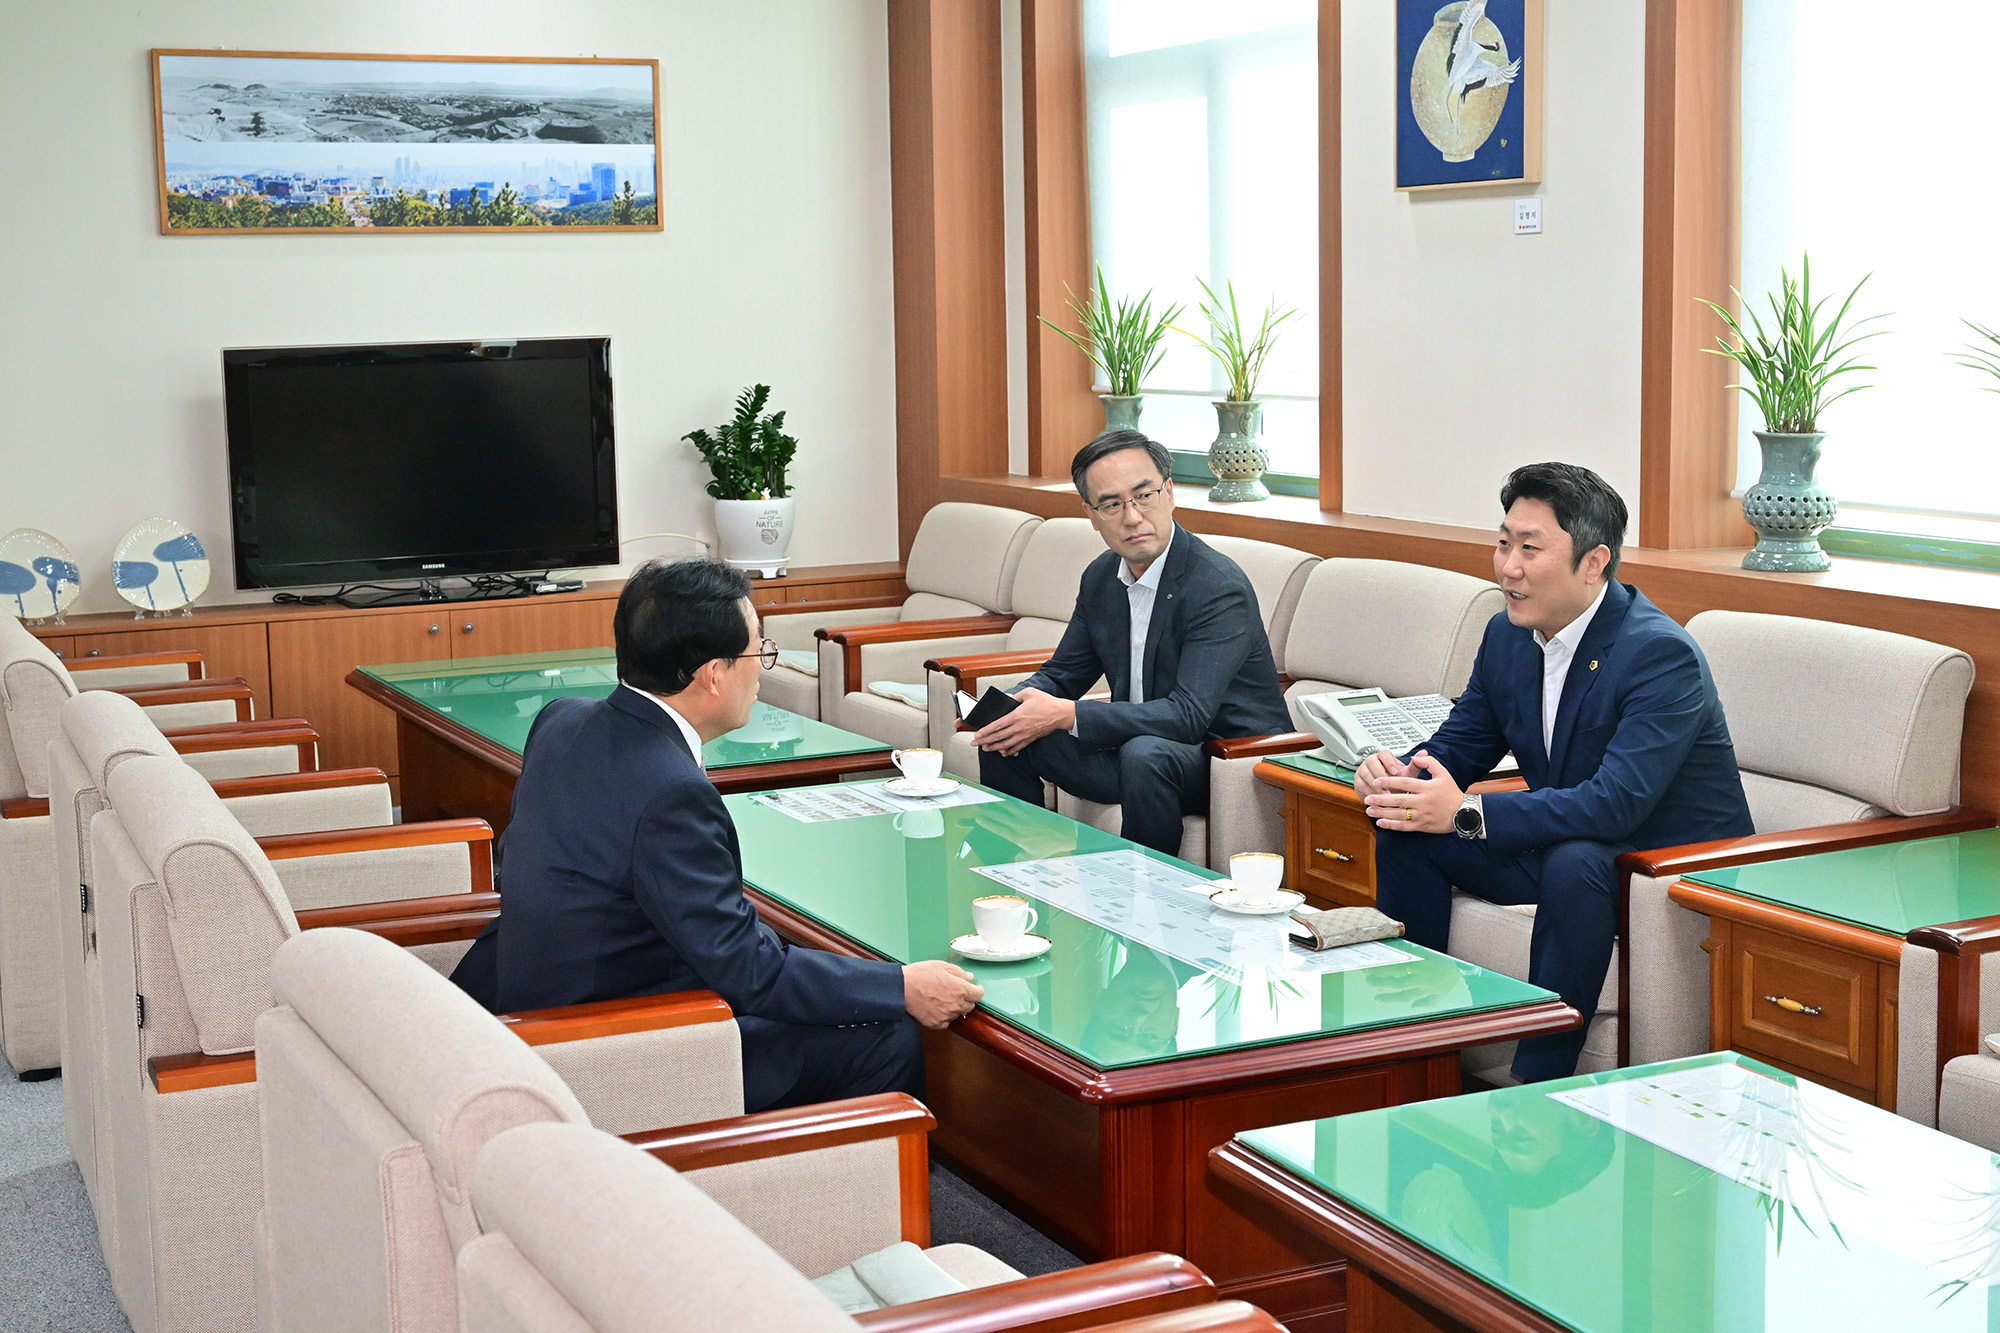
[347,649,891,828]
[726,780,1578,1329]
[1212,1050,2000,1332]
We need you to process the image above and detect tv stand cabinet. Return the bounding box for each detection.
[29,563,904,799]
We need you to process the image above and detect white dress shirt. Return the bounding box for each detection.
[630,686,704,759]
[1533,583,1608,756]
[1116,526,1174,704]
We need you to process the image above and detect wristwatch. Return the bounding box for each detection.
[1453,793,1484,840]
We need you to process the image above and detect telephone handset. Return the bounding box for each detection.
[1296,687,1456,769]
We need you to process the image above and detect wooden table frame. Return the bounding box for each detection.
[749,893,1577,1333]
[1209,1142,1569,1333]
[346,669,892,829]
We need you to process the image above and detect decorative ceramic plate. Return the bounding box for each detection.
[0,528,81,620]
[112,517,209,613]
[948,933,1053,963]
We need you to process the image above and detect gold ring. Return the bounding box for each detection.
[1404,808,1414,821]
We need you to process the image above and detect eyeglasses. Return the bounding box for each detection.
[729,637,780,671]
[1088,483,1169,519]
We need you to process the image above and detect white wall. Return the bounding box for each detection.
[0,0,898,614]
[1341,0,1647,533]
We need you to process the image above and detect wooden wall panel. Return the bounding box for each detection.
[1318,0,1342,512]
[1022,0,1099,478]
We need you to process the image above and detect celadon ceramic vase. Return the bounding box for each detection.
[1741,431,1836,572]
[1207,400,1270,503]
[1101,394,1144,432]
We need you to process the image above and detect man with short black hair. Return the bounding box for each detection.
[467,558,983,1110]
[1357,462,1752,1082]
[973,430,1292,853]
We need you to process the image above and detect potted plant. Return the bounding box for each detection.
[1181,278,1298,502]
[683,384,799,577]
[1037,265,1181,433]
[1704,254,1884,572]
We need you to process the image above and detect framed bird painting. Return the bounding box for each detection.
[1396,0,1543,191]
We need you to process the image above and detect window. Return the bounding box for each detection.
[1740,2,2000,532]
[1083,0,1319,487]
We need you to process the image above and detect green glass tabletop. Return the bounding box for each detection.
[1681,828,2000,939]
[1239,1051,2000,1332]
[356,650,887,769]
[724,782,1556,1072]
[1265,751,1358,786]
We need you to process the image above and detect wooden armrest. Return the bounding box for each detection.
[111,676,254,721]
[624,1091,933,1172]
[207,767,388,800]
[1910,916,2000,958]
[1,797,49,819]
[1908,911,2000,1099]
[151,1050,255,1094]
[1617,808,1994,882]
[165,719,320,772]
[1468,775,1529,794]
[927,649,1054,684]
[1076,1305,1283,1333]
[760,595,907,622]
[1203,732,1320,761]
[67,648,203,678]
[297,890,501,930]
[820,615,1018,690]
[851,1254,1213,1333]
[257,818,494,892]
[499,990,733,1045]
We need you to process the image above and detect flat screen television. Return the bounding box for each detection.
[223,337,618,594]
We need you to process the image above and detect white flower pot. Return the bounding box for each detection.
[714,497,796,577]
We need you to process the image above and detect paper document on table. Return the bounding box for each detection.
[748,785,901,823]
[1550,1061,2000,1291]
[859,781,1003,812]
[970,851,1410,979]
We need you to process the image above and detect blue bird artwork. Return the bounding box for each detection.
[31,556,78,610]
[0,561,34,616]
[152,533,207,603]
[114,560,159,609]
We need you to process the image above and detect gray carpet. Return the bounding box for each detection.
[0,1060,128,1332]
[0,1055,1075,1326]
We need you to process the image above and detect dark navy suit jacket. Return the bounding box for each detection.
[1016,525,1292,750]
[1416,580,1753,857]
[486,684,906,1023]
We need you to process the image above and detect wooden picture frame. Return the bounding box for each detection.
[1394,0,1542,192]
[152,49,663,235]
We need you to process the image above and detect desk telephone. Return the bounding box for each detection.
[1297,687,1456,768]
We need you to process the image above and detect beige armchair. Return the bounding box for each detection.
[1453,609,1977,1084]
[259,925,1238,1333]
[754,503,1043,722]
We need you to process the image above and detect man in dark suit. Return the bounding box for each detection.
[468,559,983,1111]
[1358,462,1752,1082]
[974,431,1293,854]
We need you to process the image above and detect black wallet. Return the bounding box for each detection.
[962,686,1022,730]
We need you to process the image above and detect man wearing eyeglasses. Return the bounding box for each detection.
[455,557,984,1111]
[973,430,1293,853]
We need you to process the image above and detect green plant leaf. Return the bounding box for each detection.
[684,384,797,500]
[1704,254,1886,433]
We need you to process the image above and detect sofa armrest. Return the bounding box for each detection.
[1074,1306,1283,1333]
[761,595,908,622]
[927,649,1054,695]
[110,676,255,721]
[822,616,1018,692]
[206,766,388,800]
[67,648,204,680]
[499,990,733,1046]
[850,1254,1214,1333]
[256,818,494,893]
[1908,914,2000,1103]
[166,718,321,773]
[298,889,501,947]
[624,1091,933,1171]
[1203,732,1320,761]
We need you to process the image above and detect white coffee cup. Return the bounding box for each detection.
[1229,853,1285,906]
[894,807,943,840]
[892,748,945,786]
[972,894,1038,951]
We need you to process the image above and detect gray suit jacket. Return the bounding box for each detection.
[1016,525,1292,750]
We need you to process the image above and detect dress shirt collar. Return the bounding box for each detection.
[1117,524,1175,591]
[1533,581,1608,657]
[629,686,704,759]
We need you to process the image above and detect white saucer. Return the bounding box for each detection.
[949,932,1052,963]
[1209,888,1305,916]
[884,776,960,798]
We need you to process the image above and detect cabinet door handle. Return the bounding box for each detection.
[1764,995,1822,1016]
[87,648,101,657]
[462,623,474,634]
[429,624,441,635]
[1315,847,1353,863]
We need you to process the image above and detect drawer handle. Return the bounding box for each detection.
[429,625,441,635]
[462,623,475,634]
[1764,995,1822,1016]
[1315,847,1354,863]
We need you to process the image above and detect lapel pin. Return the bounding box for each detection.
[1589,659,1598,671]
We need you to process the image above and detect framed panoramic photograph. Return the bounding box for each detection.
[151,49,662,234]
[1395,0,1541,192]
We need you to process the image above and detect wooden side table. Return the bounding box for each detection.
[1254,758,1377,909]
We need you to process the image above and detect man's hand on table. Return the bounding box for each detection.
[1360,750,1463,834]
[904,960,984,1029]
[972,687,1075,757]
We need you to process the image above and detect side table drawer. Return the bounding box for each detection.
[1293,797,1376,907]
[1726,924,1878,1094]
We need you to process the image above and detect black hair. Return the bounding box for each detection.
[614,558,754,695]
[1070,429,1174,501]
[1499,462,1629,580]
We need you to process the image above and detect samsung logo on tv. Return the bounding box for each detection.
[422,563,446,570]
